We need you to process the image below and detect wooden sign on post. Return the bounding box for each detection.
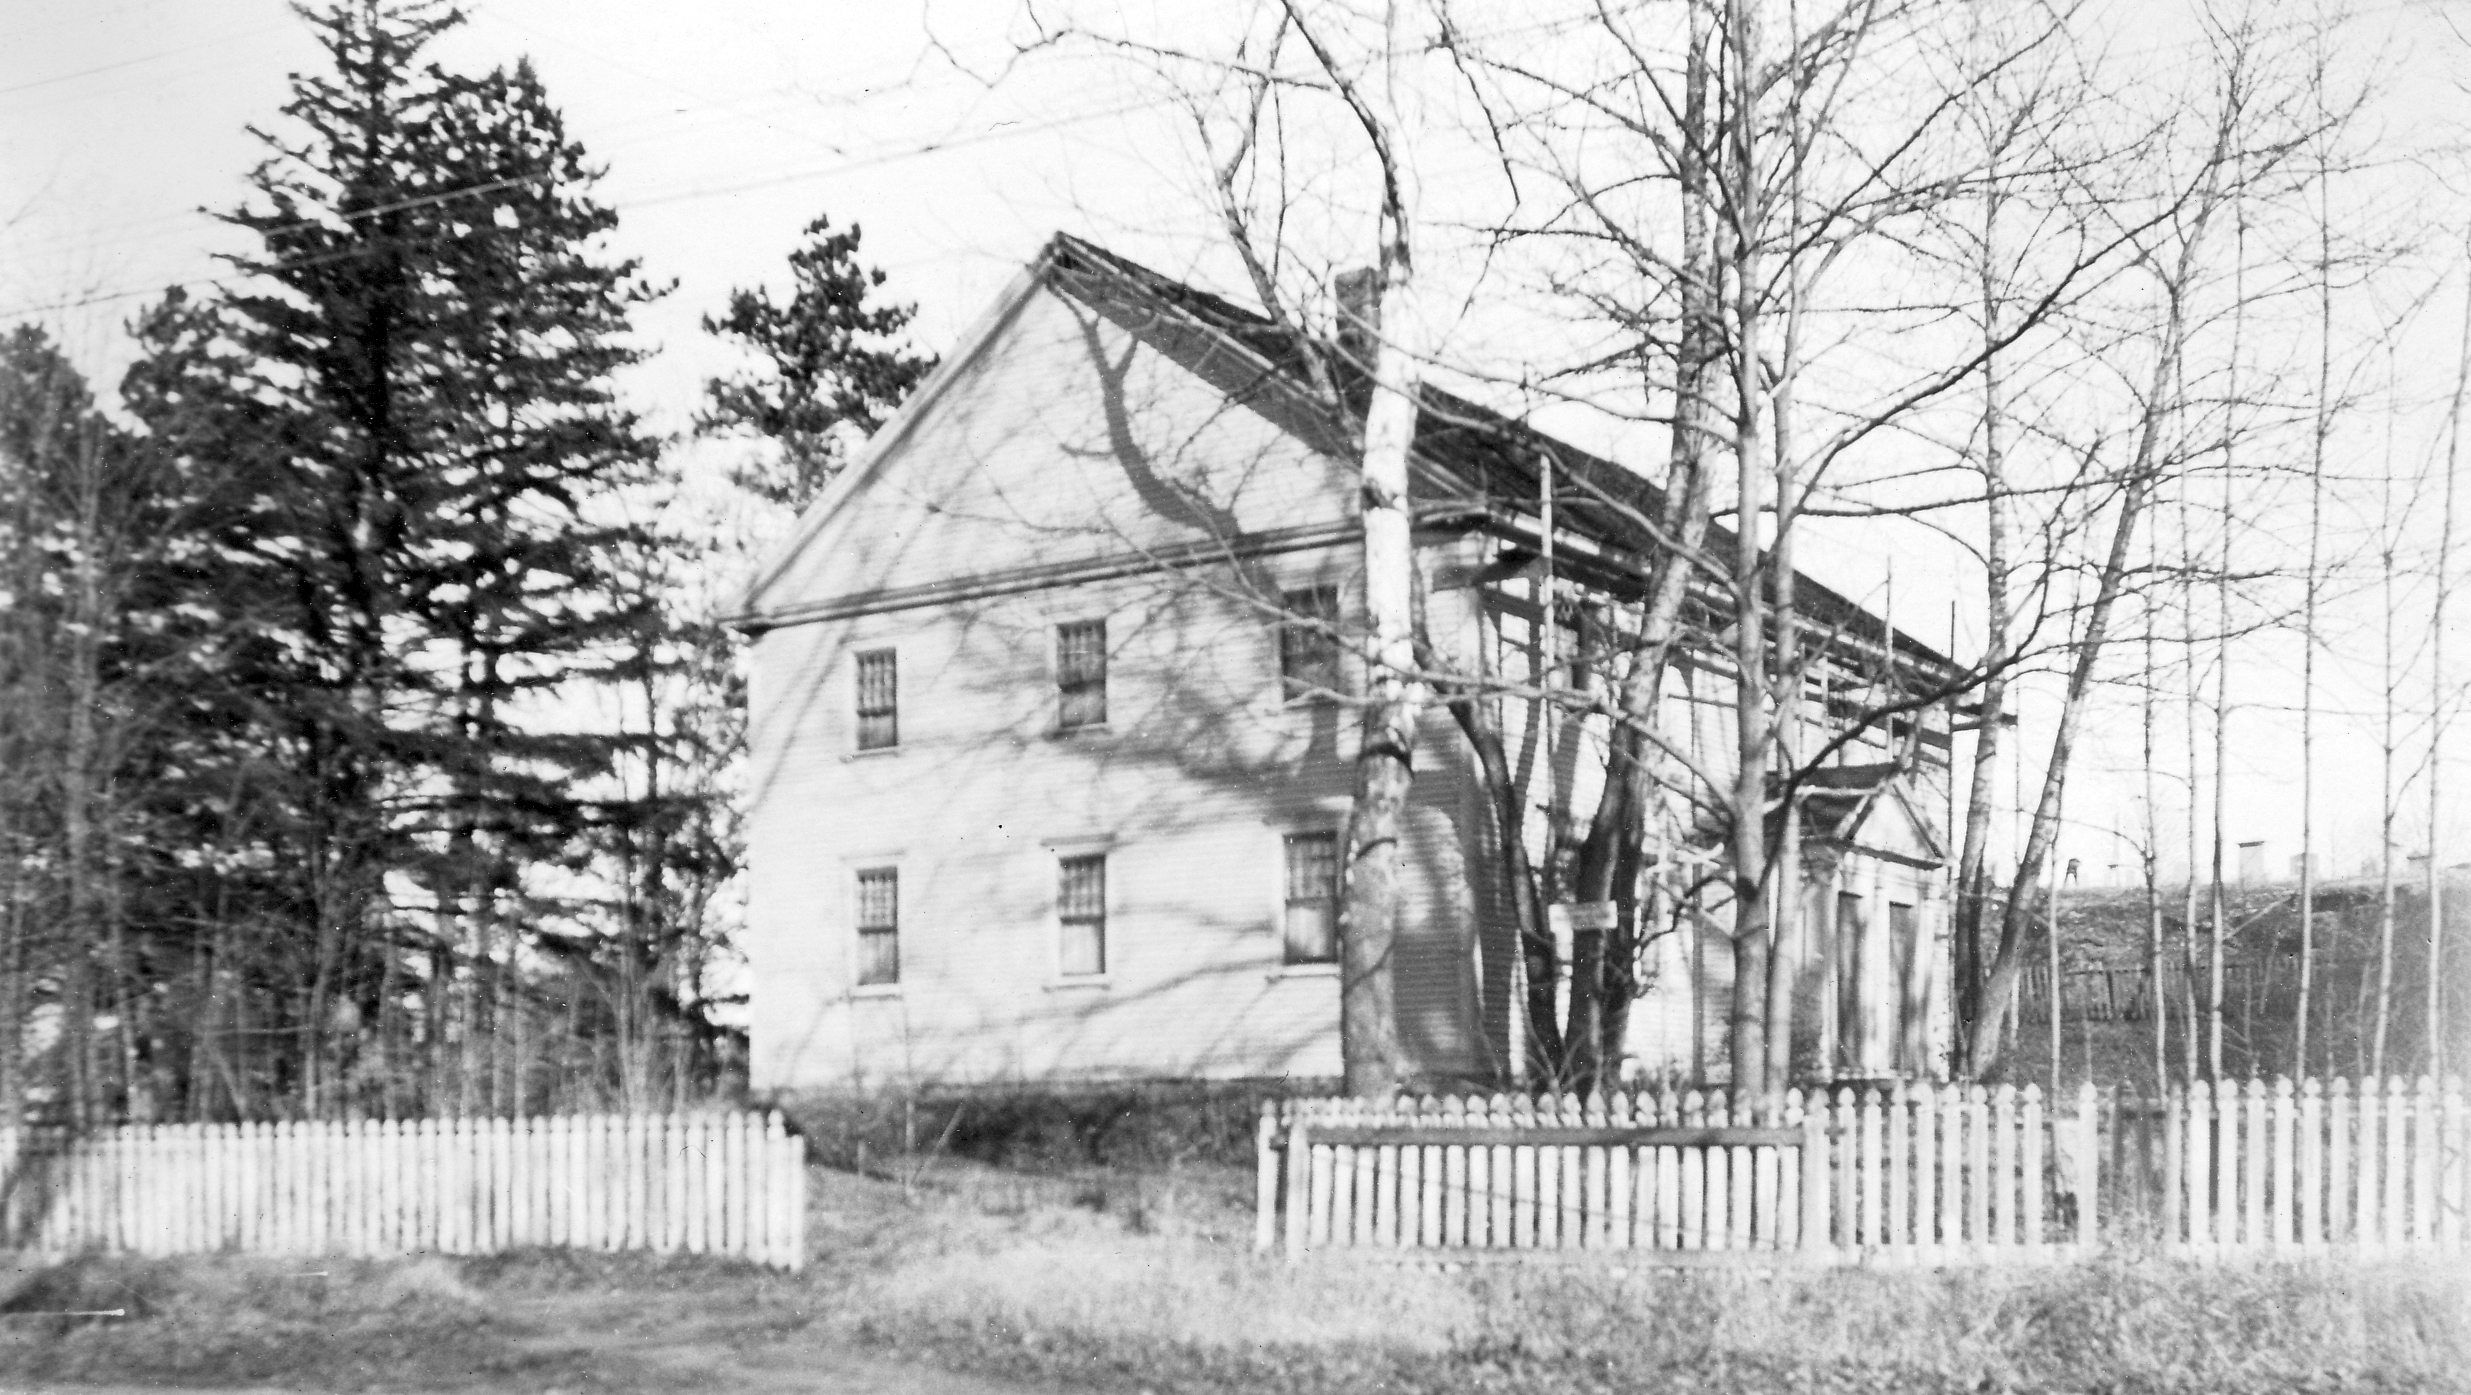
[1548,901,1619,934]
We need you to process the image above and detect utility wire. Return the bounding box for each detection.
[0,93,1171,323]
[0,22,286,98]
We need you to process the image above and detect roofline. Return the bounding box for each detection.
[723,240,1069,628]
[727,231,1966,676]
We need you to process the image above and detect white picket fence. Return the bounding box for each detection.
[2101,1077,2467,1254]
[1256,1075,2467,1266]
[0,1112,808,1270]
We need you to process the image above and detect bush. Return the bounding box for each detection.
[772,1078,1325,1173]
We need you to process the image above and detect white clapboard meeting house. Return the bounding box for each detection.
[730,234,1961,1094]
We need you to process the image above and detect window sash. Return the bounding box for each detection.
[1057,620,1108,729]
[857,929,900,986]
[1278,586,1341,701]
[1058,854,1107,975]
[1282,832,1339,963]
[855,650,898,750]
[855,869,898,985]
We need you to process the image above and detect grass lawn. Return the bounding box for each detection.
[2,1155,2464,1393]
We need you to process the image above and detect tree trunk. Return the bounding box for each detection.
[1565,0,1716,1094]
[1963,261,2190,1077]
[1721,0,1775,1100]
[2428,242,2466,1077]
[1338,243,1424,1098]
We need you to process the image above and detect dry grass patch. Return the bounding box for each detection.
[0,1165,2464,1394]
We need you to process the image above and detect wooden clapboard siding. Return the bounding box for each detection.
[745,277,1357,628]
[746,557,1499,1087]
[741,250,1517,1090]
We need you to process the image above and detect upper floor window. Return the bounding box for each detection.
[855,868,899,986]
[1279,585,1341,701]
[1058,853,1108,975]
[855,649,898,750]
[1057,619,1108,730]
[1282,832,1340,964]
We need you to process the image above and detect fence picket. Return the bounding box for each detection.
[1560,1093,1586,1250]
[2021,1086,2043,1257]
[2412,1077,2437,1246]
[2075,1084,2100,1254]
[10,1111,797,1270]
[1607,1092,1633,1250]
[1856,1089,1881,1251]
[1409,1099,1431,1249]
[1727,1090,1755,1251]
[1675,1090,1703,1250]
[1885,1086,1909,1255]
[1376,1102,1400,1250]
[2383,1076,2407,1250]
[2443,1077,2465,1254]
[2237,1080,2262,1248]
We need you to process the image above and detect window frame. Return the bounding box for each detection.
[854,866,900,987]
[1280,831,1341,965]
[1056,852,1108,977]
[1277,584,1343,703]
[1055,619,1109,731]
[854,648,899,752]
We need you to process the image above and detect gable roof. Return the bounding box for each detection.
[1793,763,1949,867]
[733,231,1959,679]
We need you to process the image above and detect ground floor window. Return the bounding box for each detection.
[1058,854,1107,975]
[855,867,899,985]
[1282,832,1339,963]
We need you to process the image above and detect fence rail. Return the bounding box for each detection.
[0,1112,807,1270]
[1256,1074,2465,1267]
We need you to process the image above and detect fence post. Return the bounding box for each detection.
[732,1112,754,1258]
[1915,1083,1943,1266]
[2022,1085,2045,1260]
[1284,1112,1311,1260]
[1253,1100,1279,1254]
[1885,1085,1909,1259]
[1856,1088,1882,1253]
[2382,1076,2406,1250]
[2269,1079,2295,1252]
[787,1123,808,1271]
[2192,1080,2217,1258]
[1838,1086,1858,1249]
[2413,1077,2438,1249]
[2329,1078,2354,1247]
[1608,1090,1633,1251]
[2443,1076,2465,1255]
[1800,1092,1832,1265]
[2076,1082,2100,1256]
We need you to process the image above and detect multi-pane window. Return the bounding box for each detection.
[1282,832,1340,964]
[1056,620,1108,730]
[855,868,899,986]
[1278,585,1341,701]
[1057,854,1107,976]
[855,649,898,750]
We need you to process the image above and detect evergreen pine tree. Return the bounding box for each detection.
[699,217,933,508]
[123,0,665,1116]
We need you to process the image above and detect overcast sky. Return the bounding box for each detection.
[7,0,2470,889]
[0,0,1208,410]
